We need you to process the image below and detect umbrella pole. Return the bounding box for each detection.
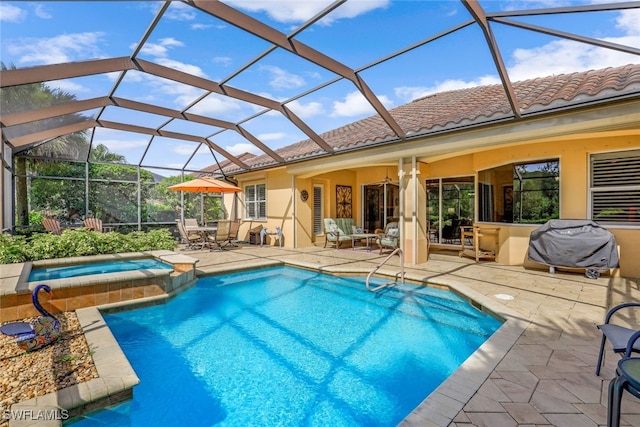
[200,193,204,225]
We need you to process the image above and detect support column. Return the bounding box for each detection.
[399,157,428,264]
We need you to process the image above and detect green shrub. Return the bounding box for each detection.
[0,234,29,263]
[0,228,177,264]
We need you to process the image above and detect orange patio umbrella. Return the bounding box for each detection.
[168,177,241,193]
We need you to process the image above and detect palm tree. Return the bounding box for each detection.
[2,62,89,226]
[90,143,126,163]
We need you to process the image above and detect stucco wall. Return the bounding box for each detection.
[436,134,640,277]
[231,134,639,277]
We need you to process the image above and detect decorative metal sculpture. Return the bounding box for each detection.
[336,185,352,218]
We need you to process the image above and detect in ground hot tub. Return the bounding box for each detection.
[0,251,198,322]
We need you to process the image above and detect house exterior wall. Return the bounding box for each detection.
[425,134,640,277]
[227,117,639,278]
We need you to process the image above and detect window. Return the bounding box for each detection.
[590,150,640,225]
[313,185,323,235]
[478,160,559,224]
[245,183,266,220]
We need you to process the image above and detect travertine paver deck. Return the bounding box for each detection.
[2,243,640,426]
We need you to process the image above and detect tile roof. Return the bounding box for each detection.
[196,152,257,176]
[212,64,640,175]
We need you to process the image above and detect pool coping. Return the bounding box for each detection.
[11,251,184,295]
[7,260,526,427]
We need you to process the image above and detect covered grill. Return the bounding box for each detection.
[528,219,619,275]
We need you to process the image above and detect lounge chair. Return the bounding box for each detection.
[375,222,399,254]
[596,302,640,376]
[208,220,230,251]
[176,220,204,250]
[83,218,103,232]
[42,218,62,235]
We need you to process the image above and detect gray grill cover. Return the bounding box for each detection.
[528,219,619,269]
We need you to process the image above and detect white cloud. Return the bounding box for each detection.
[224,142,263,156]
[257,132,286,141]
[286,99,325,118]
[395,75,501,102]
[156,58,207,78]
[0,4,27,22]
[34,4,52,19]
[47,79,90,94]
[8,32,104,65]
[508,35,640,82]
[174,144,199,156]
[191,23,212,30]
[331,91,393,117]
[158,37,184,48]
[121,72,207,109]
[137,37,185,59]
[189,93,243,116]
[319,0,390,25]
[260,65,305,90]
[505,9,640,81]
[224,0,389,25]
[224,0,330,23]
[615,9,640,36]
[212,56,232,66]
[165,2,196,21]
[94,135,150,152]
[138,42,169,57]
[393,8,640,101]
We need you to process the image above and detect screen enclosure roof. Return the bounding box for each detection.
[1,0,639,175]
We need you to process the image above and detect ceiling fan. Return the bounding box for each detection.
[376,168,393,186]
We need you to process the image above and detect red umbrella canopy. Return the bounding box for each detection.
[168,177,241,193]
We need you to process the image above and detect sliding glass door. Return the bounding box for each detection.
[426,177,475,245]
[363,183,399,232]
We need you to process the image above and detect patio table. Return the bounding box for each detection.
[351,233,379,251]
[186,226,217,249]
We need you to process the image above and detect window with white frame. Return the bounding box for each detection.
[590,150,640,225]
[245,183,266,220]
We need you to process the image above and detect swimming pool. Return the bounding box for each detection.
[28,258,172,281]
[68,266,501,426]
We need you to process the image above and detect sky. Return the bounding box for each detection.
[1,0,639,174]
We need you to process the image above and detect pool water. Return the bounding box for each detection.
[67,266,501,426]
[28,258,172,281]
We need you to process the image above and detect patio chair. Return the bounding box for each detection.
[607,331,640,427]
[375,222,399,254]
[42,218,62,235]
[224,219,240,247]
[83,218,103,232]
[208,220,231,251]
[184,218,198,229]
[176,220,204,250]
[596,302,640,376]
